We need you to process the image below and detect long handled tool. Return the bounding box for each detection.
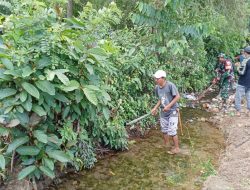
[178,111,184,136]
[124,112,151,126]
[195,83,215,102]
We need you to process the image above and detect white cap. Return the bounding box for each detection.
[153,70,166,78]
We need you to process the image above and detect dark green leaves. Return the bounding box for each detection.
[61,80,79,92]
[43,158,54,171]
[20,91,28,102]
[39,166,55,178]
[32,105,47,116]
[54,69,69,85]
[83,86,98,106]
[37,56,51,69]
[88,48,107,57]
[16,146,40,156]
[47,150,71,162]
[22,95,32,111]
[0,155,5,170]
[6,136,29,154]
[21,82,40,99]
[0,88,17,100]
[35,80,55,95]
[1,58,13,70]
[18,165,37,180]
[33,130,48,144]
[22,66,33,77]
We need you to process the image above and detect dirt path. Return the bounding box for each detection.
[203,97,250,190]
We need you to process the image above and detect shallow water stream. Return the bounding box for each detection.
[49,108,225,190]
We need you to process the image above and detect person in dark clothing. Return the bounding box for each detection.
[235,46,250,117]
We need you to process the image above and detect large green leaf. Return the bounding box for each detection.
[20,91,28,102]
[43,158,54,171]
[84,85,100,91]
[88,47,107,57]
[0,88,17,100]
[54,93,69,103]
[4,69,22,77]
[56,72,69,84]
[102,107,110,120]
[18,165,37,180]
[66,17,85,28]
[62,106,70,119]
[102,91,111,102]
[54,69,69,85]
[85,64,94,75]
[16,106,24,113]
[16,146,40,156]
[21,82,40,99]
[47,150,71,163]
[0,69,11,80]
[15,112,29,126]
[83,88,98,106]
[22,66,33,77]
[0,126,9,136]
[47,134,62,146]
[6,136,29,154]
[72,105,81,115]
[33,130,48,144]
[39,166,55,179]
[35,80,55,95]
[0,155,5,170]
[61,80,79,92]
[0,53,10,59]
[22,95,32,111]
[22,158,35,166]
[32,105,46,116]
[46,70,56,81]
[75,89,84,103]
[37,56,51,69]
[4,106,13,114]
[1,58,13,70]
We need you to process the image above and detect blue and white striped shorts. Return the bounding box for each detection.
[160,115,178,136]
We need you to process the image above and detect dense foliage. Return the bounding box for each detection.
[0,0,249,185]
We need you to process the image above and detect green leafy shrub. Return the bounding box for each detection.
[0,2,128,181]
[0,0,248,183]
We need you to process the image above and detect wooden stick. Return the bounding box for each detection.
[195,83,215,102]
[178,111,184,136]
[11,150,15,173]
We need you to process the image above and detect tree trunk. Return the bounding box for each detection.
[67,0,73,18]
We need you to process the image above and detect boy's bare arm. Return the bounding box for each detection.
[151,100,161,115]
[163,94,180,112]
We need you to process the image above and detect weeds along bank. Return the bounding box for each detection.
[0,0,248,186]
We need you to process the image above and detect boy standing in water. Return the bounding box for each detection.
[151,70,181,154]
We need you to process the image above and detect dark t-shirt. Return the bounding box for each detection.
[155,81,179,118]
[238,59,250,88]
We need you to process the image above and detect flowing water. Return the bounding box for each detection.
[49,108,225,190]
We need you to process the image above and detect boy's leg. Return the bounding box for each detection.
[167,115,180,154]
[172,135,180,153]
[160,118,170,147]
[163,134,169,146]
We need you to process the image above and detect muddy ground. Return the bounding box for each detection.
[203,95,250,190]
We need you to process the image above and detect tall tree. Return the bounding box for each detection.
[67,0,73,17]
